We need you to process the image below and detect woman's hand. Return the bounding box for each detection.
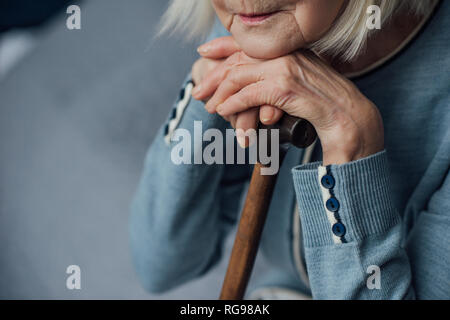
[192,37,283,148]
[193,37,385,166]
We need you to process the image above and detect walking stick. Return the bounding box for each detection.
[220,115,317,300]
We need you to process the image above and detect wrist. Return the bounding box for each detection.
[321,129,384,166]
[323,142,385,166]
[321,106,384,166]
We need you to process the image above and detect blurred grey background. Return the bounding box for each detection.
[0,0,270,299]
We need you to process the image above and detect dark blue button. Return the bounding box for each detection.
[178,88,185,101]
[332,222,346,237]
[170,107,177,120]
[163,124,169,136]
[321,175,335,189]
[326,197,340,212]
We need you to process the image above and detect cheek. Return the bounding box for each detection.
[211,0,233,30]
[294,0,345,43]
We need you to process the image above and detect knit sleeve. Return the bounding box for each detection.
[291,150,422,299]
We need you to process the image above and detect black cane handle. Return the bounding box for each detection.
[260,114,317,149]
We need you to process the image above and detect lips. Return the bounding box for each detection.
[238,12,279,25]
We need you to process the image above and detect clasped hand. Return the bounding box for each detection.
[191,36,384,165]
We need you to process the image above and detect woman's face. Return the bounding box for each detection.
[211,0,346,59]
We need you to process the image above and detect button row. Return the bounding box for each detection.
[321,170,346,239]
[163,80,194,145]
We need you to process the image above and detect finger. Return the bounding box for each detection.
[216,79,323,122]
[191,59,203,86]
[192,58,231,102]
[192,58,223,87]
[216,81,274,116]
[197,36,241,59]
[222,115,237,128]
[229,114,237,129]
[259,105,284,125]
[205,63,264,113]
[194,51,257,102]
[235,108,259,148]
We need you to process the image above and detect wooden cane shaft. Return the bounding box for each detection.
[219,162,281,300]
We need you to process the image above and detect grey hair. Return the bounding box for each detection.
[158,0,216,39]
[159,0,437,60]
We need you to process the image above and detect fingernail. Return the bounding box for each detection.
[236,131,246,148]
[192,85,202,97]
[261,108,274,123]
[197,44,210,54]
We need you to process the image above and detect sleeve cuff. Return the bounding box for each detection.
[162,75,229,148]
[292,150,401,248]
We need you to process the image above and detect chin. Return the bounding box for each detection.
[228,12,306,59]
[234,35,303,59]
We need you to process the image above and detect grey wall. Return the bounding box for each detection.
[0,0,273,300]
[0,0,214,299]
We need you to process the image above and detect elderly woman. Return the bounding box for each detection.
[130,0,449,299]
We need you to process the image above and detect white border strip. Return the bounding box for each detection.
[164,81,194,145]
[318,166,341,244]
